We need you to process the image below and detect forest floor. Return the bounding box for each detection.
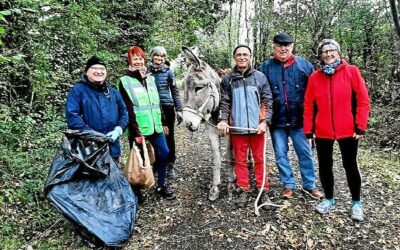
[121,125,400,250]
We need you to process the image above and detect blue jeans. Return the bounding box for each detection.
[271,127,316,190]
[129,133,169,187]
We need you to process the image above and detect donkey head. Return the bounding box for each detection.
[181,46,221,131]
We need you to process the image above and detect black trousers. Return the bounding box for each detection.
[162,105,177,164]
[315,137,361,201]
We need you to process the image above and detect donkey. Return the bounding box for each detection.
[180,46,234,201]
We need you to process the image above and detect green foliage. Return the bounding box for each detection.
[0,106,65,248]
[0,9,24,63]
[145,0,228,58]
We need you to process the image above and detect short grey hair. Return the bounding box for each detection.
[150,46,167,58]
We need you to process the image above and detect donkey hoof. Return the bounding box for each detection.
[208,186,220,201]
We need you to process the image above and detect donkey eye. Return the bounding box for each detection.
[195,86,204,93]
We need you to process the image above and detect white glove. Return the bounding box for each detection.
[106,126,123,142]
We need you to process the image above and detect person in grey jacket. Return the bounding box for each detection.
[217,44,273,209]
[148,46,183,179]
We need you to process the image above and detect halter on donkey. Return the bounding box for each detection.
[181,46,234,201]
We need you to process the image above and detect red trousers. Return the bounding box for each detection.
[231,133,269,191]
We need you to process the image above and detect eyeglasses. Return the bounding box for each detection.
[154,54,165,57]
[89,66,106,71]
[321,49,337,55]
[235,53,250,58]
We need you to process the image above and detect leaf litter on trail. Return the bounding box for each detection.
[118,125,400,249]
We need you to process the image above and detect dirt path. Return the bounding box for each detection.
[126,125,400,249]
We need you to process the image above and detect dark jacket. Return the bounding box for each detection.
[218,66,273,134]
[65,76,128,157]
[259,56,313,128]
[148,63,183,111]
[304,60,370,140]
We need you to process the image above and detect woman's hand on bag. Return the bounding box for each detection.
[135,136,144,144]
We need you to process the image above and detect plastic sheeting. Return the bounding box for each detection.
[44,130,137,247]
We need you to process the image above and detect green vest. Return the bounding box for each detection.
[118,75,163,136]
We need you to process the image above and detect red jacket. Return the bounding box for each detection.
[303,61,370,140]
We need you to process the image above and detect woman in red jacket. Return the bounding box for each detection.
[303,39,370,221]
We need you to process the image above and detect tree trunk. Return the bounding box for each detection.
[389,0,400,38]
[228,0,234,54]
[237,0,243,44]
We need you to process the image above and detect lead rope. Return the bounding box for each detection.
[254,133,286,217]
[205,120,286,214]
[185,94,287,214]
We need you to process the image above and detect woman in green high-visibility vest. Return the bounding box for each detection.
[117,46,175,203]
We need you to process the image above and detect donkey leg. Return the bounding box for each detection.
[224,136,236,199]
[207,127,221,201]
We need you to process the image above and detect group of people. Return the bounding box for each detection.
[65,45,182,203]
[65,32,370,222]
[217,33,370,222]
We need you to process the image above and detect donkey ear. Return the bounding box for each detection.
[182,46,201,68]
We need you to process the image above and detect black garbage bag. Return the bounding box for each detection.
[44,130,137,247]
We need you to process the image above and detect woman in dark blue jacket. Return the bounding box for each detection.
[148,46,183,178]
[65,55,128,161]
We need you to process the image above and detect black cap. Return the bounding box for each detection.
[232,44,252,56]
[85,55,106,72]
[273,33,294,45]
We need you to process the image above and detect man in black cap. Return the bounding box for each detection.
[65,55,128,162]
[217,44,273,209]
[259,33,322,200]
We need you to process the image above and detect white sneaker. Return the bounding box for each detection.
[351,205,364,221]
[315,199,335,214]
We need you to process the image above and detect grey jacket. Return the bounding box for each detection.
[218,66,273,134]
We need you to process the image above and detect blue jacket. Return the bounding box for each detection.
[259,56,313,128]
[65,76,128,157]
[148,63,183,111]
[219,67,273,134]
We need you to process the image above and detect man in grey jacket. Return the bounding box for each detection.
[217,44,273,209]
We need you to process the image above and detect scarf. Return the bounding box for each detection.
[320,59,341,75]
[148,62,167,73]
[273,54,295,68]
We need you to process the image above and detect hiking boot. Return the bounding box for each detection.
[282,188,294,199]
[167,163,177,179]
[315,199,335,214]
[234,188,250,208]
[302,188,323,200]
[351,204,364,222]
[156,185,176,200]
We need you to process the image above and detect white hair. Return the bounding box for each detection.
[150,46,167,58]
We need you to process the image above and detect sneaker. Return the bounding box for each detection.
[351,205,364,222]
[302,188,323,200]
[156,185,176,200]
[315,199,335,214]
[234,188,250,208]
[282,188,294,199]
